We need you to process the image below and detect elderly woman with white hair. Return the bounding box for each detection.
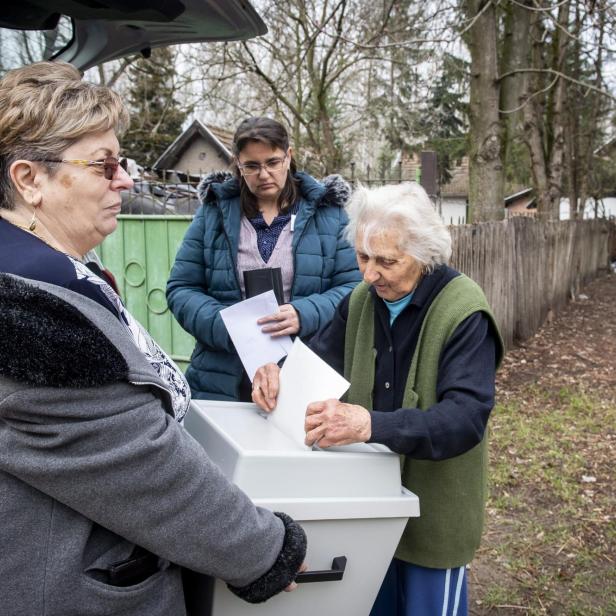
[252,182,504,616]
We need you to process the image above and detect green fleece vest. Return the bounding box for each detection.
[344,276,504,569]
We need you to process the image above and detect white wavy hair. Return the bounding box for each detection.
[345,182,452,272]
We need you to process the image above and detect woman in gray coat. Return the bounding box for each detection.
[0,62,306,616]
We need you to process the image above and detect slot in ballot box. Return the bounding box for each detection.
[184,400,420,616]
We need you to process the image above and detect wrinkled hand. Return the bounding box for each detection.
[284,562,308,592]
[257,304,300,337]
[251,363,280,412]
[304,399,371,448]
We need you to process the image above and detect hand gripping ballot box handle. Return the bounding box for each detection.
[182,556,348,616]
[295,556,347,584]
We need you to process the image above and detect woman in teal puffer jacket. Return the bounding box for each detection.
[166,117,360,401]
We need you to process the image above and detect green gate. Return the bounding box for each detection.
[98,215,194,371]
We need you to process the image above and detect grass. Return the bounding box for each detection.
[470,385,615,615]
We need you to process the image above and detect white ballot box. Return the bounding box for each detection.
[183,400,420,616]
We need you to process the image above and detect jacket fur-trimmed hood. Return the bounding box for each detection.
[197,170,351,210]
[167,167,361,400]
[0,274,128,388]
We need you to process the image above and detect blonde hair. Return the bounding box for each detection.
[0,61,129,209]
[345,182,452,272]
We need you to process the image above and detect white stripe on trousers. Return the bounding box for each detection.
[441,569,451,616]
[441,567,466,616]
[452,567,465,616]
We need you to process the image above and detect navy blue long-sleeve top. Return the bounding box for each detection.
[0,218,117,312]
[309,265,498,460]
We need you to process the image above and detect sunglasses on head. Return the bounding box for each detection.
[36,156,129,180]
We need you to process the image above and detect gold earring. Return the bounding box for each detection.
[28,208,37,231]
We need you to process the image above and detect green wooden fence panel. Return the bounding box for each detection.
[97,215,194,371]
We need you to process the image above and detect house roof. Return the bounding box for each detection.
[152,119,232,171]
[504,187,533,205]
[505,187,536,209]
[207,125,234,153]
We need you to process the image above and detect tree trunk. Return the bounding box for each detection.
[565,106,579,219]
[579,0,606,217]
[565,2,582,219]
[522,12,551,218]
[546,0,571,219]
[463,0,504,222]
[317,101,339,174]
[500,0,531,176]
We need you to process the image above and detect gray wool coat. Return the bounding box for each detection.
[0,274,305,616]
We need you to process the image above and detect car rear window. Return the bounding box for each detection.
[0,16,72,74]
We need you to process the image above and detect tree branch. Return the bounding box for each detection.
[501,74,559,114]
[498,67,616,102]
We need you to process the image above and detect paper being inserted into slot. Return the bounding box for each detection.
[220,290,293,380]
[269,338,350,449]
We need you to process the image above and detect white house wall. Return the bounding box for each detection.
[440,199,467,225]
[560,198,616,220]
[174,138,231,175]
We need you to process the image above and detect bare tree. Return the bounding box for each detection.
[0,18,72,75]
[182,0,439,175]
[565,0,612,218]
[500,0,532,183]
[462,0,505,221]
[170,0,613,215]
[461,0,614,221]
[519,1,572,219]
[95,57,139,89]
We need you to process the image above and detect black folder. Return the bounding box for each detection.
[243,267,284,305]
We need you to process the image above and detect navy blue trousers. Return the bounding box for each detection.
[370,559,468,616]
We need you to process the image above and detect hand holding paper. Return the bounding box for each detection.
[268,338,350,449]
[220,291,292,380]
[303,399,372,448]
[257,303,301,337]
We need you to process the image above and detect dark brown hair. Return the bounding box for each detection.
[232,117,299,218]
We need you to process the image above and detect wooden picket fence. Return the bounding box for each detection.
[100,216,612,363]
[450,218,613,348]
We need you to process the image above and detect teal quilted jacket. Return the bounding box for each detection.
[166,171,361,400]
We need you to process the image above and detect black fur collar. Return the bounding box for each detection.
[0,274,128,388]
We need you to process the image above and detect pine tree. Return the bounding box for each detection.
[122,46,187,168]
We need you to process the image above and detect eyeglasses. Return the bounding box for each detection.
[36,157,128,180]
[237,155,287,176]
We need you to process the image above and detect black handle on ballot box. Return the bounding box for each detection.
[295,556,347,583]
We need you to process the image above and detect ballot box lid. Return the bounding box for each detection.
[185,401,419,519]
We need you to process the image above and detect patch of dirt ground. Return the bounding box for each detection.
[468,271,616,615]
[495,273,616,403]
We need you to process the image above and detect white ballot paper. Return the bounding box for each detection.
[270,338,350,449]
[220,290,293,381]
